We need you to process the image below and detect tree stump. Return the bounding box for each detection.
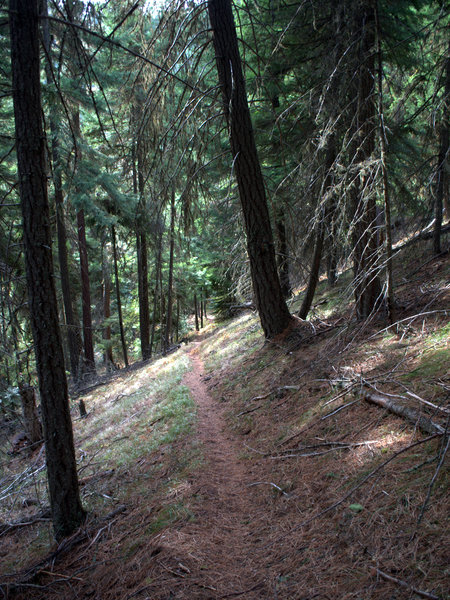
[19,384,43,445]
[79,399,87,418]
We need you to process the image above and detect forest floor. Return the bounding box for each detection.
[0,235,449,599]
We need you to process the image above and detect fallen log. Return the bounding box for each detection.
[363,390,445,436]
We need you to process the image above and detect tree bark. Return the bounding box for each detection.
[194,293,200,332]
[111,225,128,367]
[134,143,151,359]
[433,41,449,254]
[208,0,294,338]
[351,1,382,320]
[375,3,395,323]
[102,235,114,370]
[164,190,176,352]
[41,0,82,381]
[19,384,42,445]
[9,0,85,539]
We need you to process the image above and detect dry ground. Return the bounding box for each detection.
[0,237,449,599]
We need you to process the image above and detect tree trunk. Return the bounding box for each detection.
[176,297,180,342]
[200,288,204,329]
[276,208,292,298]
[326,202,338,288]
[208,0,294,338]
[41,1,82,381]
[433,41,449,254]
[111,225,128,367]
[102,235,114,370]
[298,221,324,320]
[150,230,163,358]
[19,384,42,445]
[194,293,199,332]
[9,0,85,539]
[299,130,337,319]
[375,3,395,323]
[351,1,382,320]
[164,190,176,352]
[134,143,150,359]
[77,207,95,371]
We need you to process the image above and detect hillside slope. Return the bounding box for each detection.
[0,238,449,599]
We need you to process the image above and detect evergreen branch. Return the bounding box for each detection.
[41,14,213,97]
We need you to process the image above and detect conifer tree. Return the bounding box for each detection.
[208,0,294,338]
[9,0,85,540]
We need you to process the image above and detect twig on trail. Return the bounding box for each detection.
[249,386,301,403]
[157,560,186,578]
[416,422,450,528]
[39,570,83,581]
[322,382,358,406]
[287,434,440,531]
[375,568,439,599]
[112,393,130,404]
[238,386,301,416]
[247,481,290,496]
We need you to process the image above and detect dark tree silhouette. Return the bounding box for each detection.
[9,0,85,540]
[208,0,294,338]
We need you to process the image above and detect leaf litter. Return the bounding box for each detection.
[0,238,449,599]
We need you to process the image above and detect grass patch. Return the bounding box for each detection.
[402,348,449,380]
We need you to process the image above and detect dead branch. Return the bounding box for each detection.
[247,481,290,496]
[270,439,382,459]
[376,568,439,599]
[404,390,450,415]
[277,398,360,447]
[236,405,263,417]
[237,386,301,417]
[416,426,449,527]
[0,507,51,537]
[363,390,445,435]
[288,434,440,531]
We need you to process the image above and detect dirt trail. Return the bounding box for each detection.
[158,344,272,598]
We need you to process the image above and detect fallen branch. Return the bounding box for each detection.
[0,507,51,537]
[270,439,381,459]
[288,434,440,530]
[416,426,450,527]
[236,405,263,417]
[363,390,445,435]
[376,568,439,599]
[405,390,450,416]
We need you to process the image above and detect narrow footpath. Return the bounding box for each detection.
[156,344,273,599]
